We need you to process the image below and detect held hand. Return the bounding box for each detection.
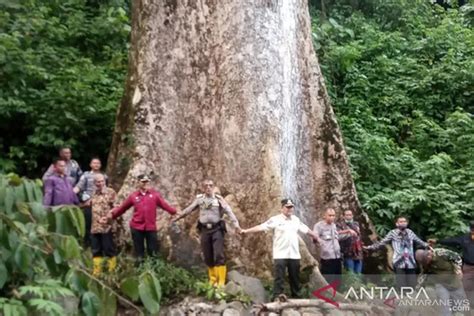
[239,229,247,235]
[106,211,114,220]
[428,238,436,246]
[98,217,108,225]
[235,227,242,234]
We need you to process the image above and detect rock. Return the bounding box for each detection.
[227,270,268,303]
[191,302,213,312]
[324,309,346,316]
[282,309,302,316]
[226,301,245,311]
[300,307,324,316]
[167,307,186,316]
[213,300,228,313]
[223,308,241,316]
[224,281,242,296]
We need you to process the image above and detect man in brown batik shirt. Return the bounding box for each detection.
[90,173,117,276]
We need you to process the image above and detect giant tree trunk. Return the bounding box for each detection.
[107,0,377,278]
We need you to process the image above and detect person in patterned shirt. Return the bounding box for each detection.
[363,216,431,291]
[90,173,117,276]
[415,248,468,316]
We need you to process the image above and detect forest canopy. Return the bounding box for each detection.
[1,0,473,238]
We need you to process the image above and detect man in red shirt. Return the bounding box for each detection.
[104,174,176,262]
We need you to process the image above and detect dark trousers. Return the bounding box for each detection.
[83,207,92,247]
[91,232,116,257]
[200,227,225,267]
[273,259,301,298]
[394,267,417,291]
[131,228,159,260]
[320,258,342,285]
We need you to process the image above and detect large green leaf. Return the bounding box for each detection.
[89,282,117,316]
[66,270,89,294]
[4,187,14,214]
[23,181,35,203]
[13,244,31,273]
[29,202,47,224]
[0,261,8,289]
[53,208,75,235]
[67,207,85,237]
[81,291,100,316]
[120,276,140,302]
[138,271,161,314]
[61,236,81,260]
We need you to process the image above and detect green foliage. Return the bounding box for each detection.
[137,258,200,303]
[312,0,474,237]
[193,281,252,304]
[0,174,201,315]
[0,0,130,176]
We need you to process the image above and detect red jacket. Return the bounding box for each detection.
[112,189,176,231]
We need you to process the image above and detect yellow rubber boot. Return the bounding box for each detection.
[107,257,117,272]
[216,265,227,287]
[208,266,217,286]
[92,257,103,277]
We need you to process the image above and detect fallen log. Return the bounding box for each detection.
[253,298,374,313]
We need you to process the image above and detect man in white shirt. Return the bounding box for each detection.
[241,198,318,300]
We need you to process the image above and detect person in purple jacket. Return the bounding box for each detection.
[43,158,79,207]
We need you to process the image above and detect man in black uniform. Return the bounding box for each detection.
[429,221,474,312]
[174,179,241,286]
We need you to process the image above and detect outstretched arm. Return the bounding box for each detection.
[409,230,429,249]
[242,216,277,234]
[110,195,134,219]
[364,230,395,251]
[155,192,177,215]
[217,196,240,229]
[173,198,199,221]
[241,224,266,234]
[438,235,464,248]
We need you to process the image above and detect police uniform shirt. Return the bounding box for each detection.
[181,194,240,227]
[313,220,341,260]
[260,214,310,260]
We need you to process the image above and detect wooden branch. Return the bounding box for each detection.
[254,299,373,313]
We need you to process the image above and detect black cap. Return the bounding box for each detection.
[281,198,295,207]
[137,174,151,182]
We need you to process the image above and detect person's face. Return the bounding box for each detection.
[202,181,214,195]
[60,148,72,161]
[55,161,66,175]
[90,159,101,171]
[396,218,408,227]
[343,211,353,221]
[281,205,294,217]
[471,227,474,240]
[139,180,150,190]
[325,209,336,224]
[95,177,106,190]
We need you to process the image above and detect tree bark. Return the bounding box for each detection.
[107,0,377,277]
